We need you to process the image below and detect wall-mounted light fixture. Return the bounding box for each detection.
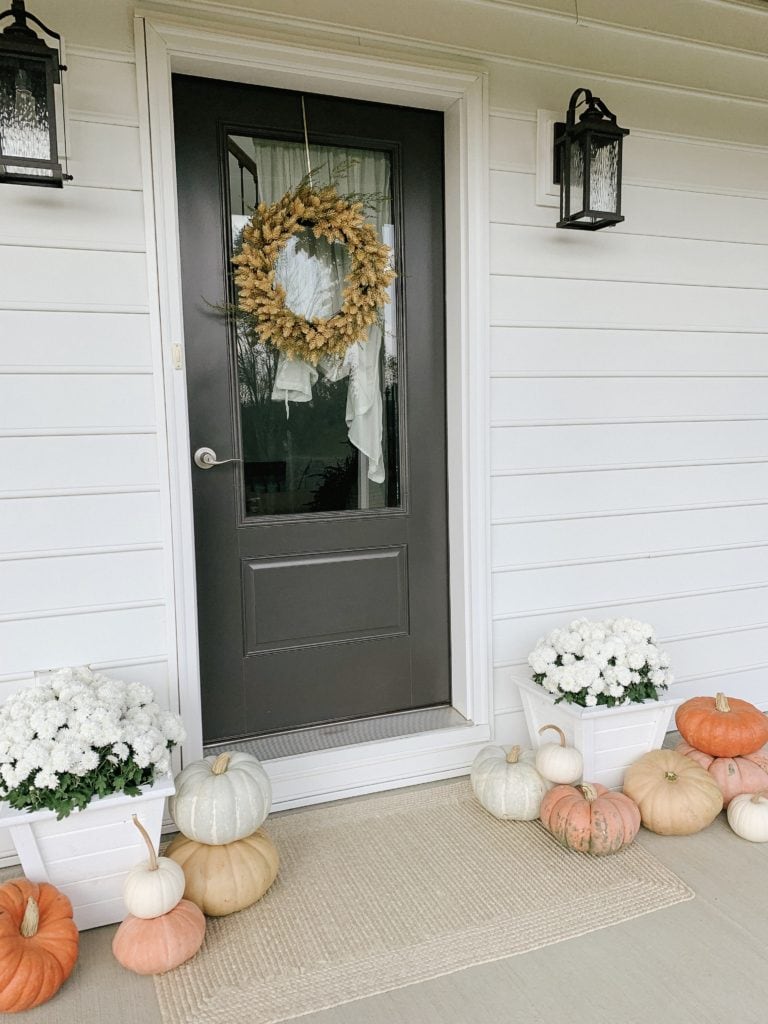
[553,88,628,230]
[0,0,71,186]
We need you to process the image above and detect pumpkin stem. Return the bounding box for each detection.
[664,771,678,782]
[506,745,522,764]
[751,790,768,804]
[212,752,231,775]
[20,898,39,938]
[538,723,567,748]
[132,814,158,872]
[714,692,731,713]
[579,783,598,802]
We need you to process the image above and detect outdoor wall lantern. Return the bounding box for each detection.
[553,88,628,230]
[0,0,71,186]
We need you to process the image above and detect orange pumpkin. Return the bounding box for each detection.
[0,878,79,1013]
[676,692,768,758]
[676,741,768,807]
[112,899,205,975]
[539,782,641,855]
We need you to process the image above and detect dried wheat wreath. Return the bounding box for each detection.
[232,182,396,365]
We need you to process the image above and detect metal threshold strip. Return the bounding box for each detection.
[204,705,469,761]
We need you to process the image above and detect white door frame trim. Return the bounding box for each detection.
[134,11,493,809]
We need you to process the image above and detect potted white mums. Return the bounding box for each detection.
[0,667,184,930]
[518,618,682,789]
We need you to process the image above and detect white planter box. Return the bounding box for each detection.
[517,678,682,790]
[0,773,175,931]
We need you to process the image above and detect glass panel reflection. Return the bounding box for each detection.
[228,136,400,517]
[0,59,53,177]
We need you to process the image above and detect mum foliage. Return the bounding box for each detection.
[528,617,673,709]
[0,668,185,818]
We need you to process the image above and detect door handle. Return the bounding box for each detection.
[193,446,242,470]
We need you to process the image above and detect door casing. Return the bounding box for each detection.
[135,11,493,810]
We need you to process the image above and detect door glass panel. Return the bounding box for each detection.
[227,135,400,517]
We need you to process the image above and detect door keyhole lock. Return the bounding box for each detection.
[193,447,241,470]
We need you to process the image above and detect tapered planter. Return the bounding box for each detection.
[517,678,682,790]
[0,772,175,931]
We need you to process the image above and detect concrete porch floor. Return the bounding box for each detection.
[18,772,768,1024]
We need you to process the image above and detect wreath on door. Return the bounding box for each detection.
[231,182,396,365]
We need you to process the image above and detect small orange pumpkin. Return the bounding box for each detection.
[676,741,768,807]
[112,899,205,975]
[0,878,79,1013]
[539,782,641,856]
[676,692,768,758]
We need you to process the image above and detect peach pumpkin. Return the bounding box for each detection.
[676,741,768,807]
[112,899,205,975]
[0,878,79,1013]
[539,782,641,856]
[623,749,723,835]
[676,692,768,758]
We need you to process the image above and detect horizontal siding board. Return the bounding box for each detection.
[0,311,151,367]
[0,550,165,615]
[492,506,768,571]
[0,248,147,310]
[490,377,768,424]
[492,586,768,673]
[0,606,167,678]
[0,186,145,252]
[1,375,155,430]
[492,547,768,619]
[491,277,768,331]
[490,170,768,245]
[0,493,162,554]
[490,327,768,376]
[490,115,768,195]
[492,464,768,521]
[666,628,768,681]
[67,55,139,122]
[491,421,768,473]
[0,435,159,492]
[490,223,768,289]
[66,121,142,191]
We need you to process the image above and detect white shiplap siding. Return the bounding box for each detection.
[488,107,768,744]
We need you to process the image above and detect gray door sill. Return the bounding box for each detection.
[204,706,470,761]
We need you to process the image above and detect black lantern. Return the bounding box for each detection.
[553,88,628,230]
[0,0,71,186]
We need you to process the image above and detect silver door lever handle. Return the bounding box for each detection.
[193,447,241,470]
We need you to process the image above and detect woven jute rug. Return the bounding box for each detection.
[154,779,693,1024]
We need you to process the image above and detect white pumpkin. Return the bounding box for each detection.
[535,723,583,785]
[471,744,552,820]
[727,790,768,843]
[123,814,186,919]
[169,751,272,845]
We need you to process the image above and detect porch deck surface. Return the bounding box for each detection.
[25,773,768,1024]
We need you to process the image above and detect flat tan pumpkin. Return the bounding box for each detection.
[539,782,640,856]
[112,899,205,975]
[623,749,723,835]
[675,741,768,808]
[166,829,279,917]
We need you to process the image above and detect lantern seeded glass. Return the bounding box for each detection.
[0,60,52,177]
[589,137,619,216]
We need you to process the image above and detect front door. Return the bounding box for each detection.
[173,76,450,743]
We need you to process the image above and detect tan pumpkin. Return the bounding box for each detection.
[0,879,79,1013]
[623,749,723,835]
[675,741,768,808]
[675,692,768,758]
[112,899,205,975]
[539,782,640,856]
[166,828,279,917]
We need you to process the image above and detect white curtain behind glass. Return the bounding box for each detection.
[251,140,393,484]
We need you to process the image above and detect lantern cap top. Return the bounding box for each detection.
[0,0,61,44]
[565,87,629,137]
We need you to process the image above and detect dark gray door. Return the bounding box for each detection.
[173,76,450,743]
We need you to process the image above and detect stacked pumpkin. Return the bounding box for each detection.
[674,692,768,842]
[166,752,279,916]
[113,814,205,975]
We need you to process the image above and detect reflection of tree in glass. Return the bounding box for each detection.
[306,455,358,512]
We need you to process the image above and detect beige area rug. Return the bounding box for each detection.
[155,780,693,1024]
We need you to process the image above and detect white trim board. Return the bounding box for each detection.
[134,14,493,808]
